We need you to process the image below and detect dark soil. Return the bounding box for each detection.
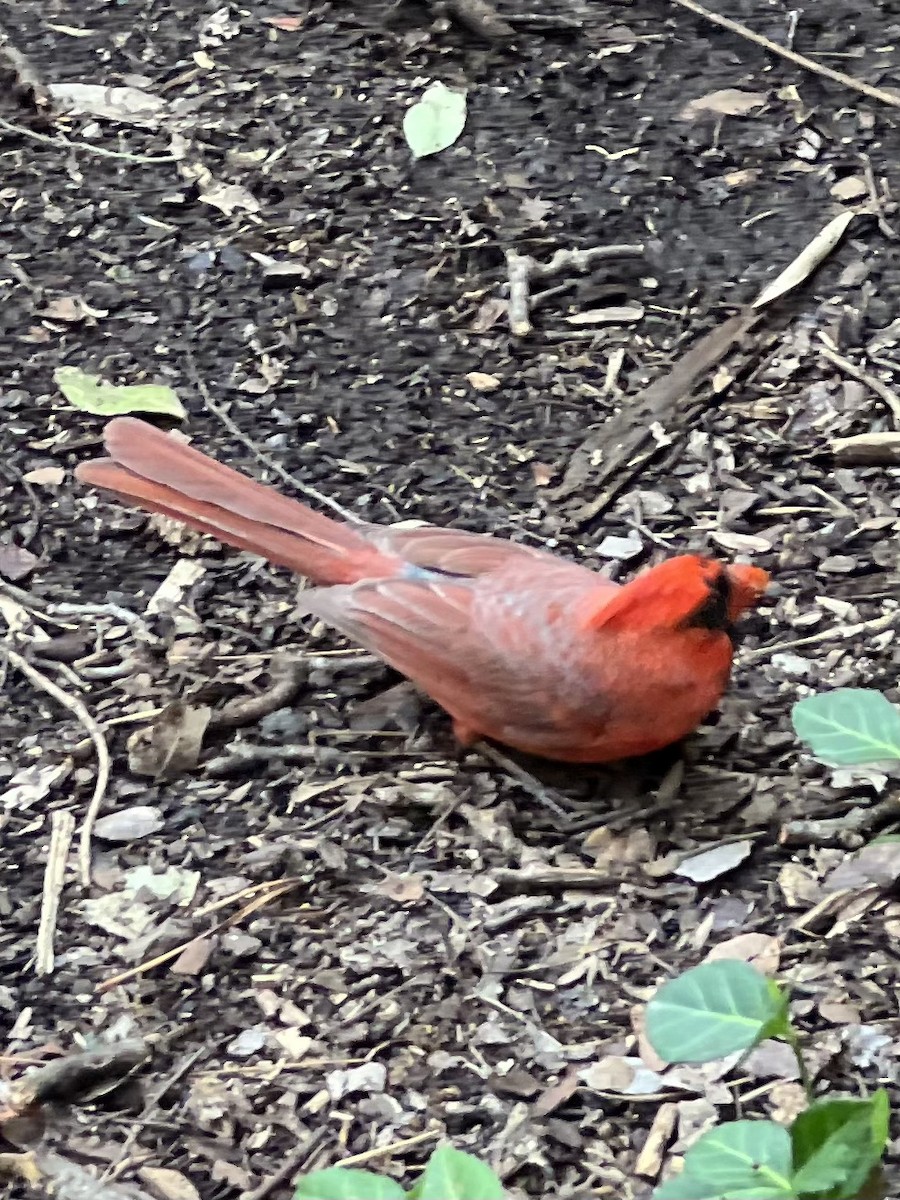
[2,1,900,1197]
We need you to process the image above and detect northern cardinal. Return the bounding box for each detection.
[76,418,769,763]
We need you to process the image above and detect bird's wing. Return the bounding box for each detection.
[370,524,581,580]
[300,571,614,742]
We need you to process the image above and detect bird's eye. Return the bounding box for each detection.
[683,571,733,633]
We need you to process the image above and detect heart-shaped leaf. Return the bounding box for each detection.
[294,1167,405,1200]
[646,960,788,1064]
[654,1120,795,1199]
[408,1145,504,1200]
[792,689,900,766]
[403,83,467,159]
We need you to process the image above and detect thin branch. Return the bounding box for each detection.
[1,645,110,887]
[819,341,900,425]
[670,0,900,111]
[184,352,361,523]
[35,810,75,975]
[0,115,180,162]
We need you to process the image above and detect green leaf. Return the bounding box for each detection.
[402,83,467,158]
[294,1167,406,1200]
[654,1121,797,1200]
[55,366,186,419]
[792,1092,890,1199]
[407,1145,504,1200]
[646,960,787,1063]
[792,689,900,767]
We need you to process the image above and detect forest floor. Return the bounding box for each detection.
[2,1,900,1197]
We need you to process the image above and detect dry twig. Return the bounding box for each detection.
[506,243,644,336]
[185,352,360,523]
[35,810,75,976]
[670,0,900,111]
[208,655,306,731]
[819,341,900,425]
[831,432,900,465]
[1,645,110,887]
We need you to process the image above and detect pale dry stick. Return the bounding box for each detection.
[35,809,75,976]
[819,342,900,425]
[860,152,897,241]
[670,0,900,111]
[336,1130,439,1170]
[96,877,304,992]
[2,645,110,887]
[832,431,900,465]
[738,609,900,665]
[0,581,154,641]
[185,352,360,523]
[506,244,644,336]
[0,114,181,162]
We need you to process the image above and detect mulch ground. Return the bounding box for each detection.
[2,1,900,1197]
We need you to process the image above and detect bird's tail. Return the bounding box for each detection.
[75,417,392,585]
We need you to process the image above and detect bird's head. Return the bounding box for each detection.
[589,555,770,637]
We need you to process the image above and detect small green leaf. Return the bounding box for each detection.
[402,83,467,158]
[407,1145,504,1200]
[646,961,786,1063]
[654,1121,797,1200]
[792,689,900,766]
[792,1092,890,1199]
[294,1167,406,1200]
[55,366,186,419]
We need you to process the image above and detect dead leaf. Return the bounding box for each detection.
[831,176,868,201]
[373,872,426,903]
[0,545,39,581]
[126,701,212,780]
[821,841,900,893]
[326,1062,386,1100]
[520,195,553,223]
[264,15,305,30]
[579,1056,667,1096]
[675,840,753,883]
[145,560,207,617]
[170,937,216,976]
[680,89,767,120]
[139,1166,202,1200]
[0,761,71,811]
[93,806,164,842]
[199,182,260,216]
[753,211,856,309]
[704,933,781,975]
[48,82,165,126]
[465,371,501,391]
[470,296,507,333]
[710,530,772,554]
[22,466,65,486]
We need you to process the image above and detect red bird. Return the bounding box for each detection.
[76,418,769,763]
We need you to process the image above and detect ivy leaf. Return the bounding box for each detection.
[403,83,467,158]
[407,1145,504,1200]
[654,1121,796,1200]
[294,1167,406,1200]
[792,689,900,767]
[646,960,788,1064]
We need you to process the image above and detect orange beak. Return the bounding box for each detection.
[725,564,770,622]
